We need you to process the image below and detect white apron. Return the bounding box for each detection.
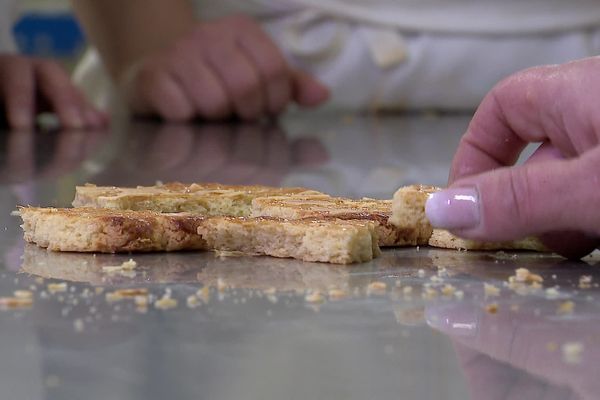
[0,0,18,53]
[76,0,600,110]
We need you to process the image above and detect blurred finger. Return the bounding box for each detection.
[236,20,292,115]
[35,60,87,129]
[0,56,35,129]
[167,41,231,120]
[292,69,330,107]
[125,62,195,121]
[204,43,265,120]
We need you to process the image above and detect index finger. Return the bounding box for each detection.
[449,65,577,184]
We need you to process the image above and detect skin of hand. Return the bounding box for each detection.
[425,57,600,258]
[120,15,330,121]
[0,55,108,130]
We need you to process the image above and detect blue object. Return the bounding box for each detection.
[13,13,85,58]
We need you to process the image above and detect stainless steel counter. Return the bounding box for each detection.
[0,113,598,400]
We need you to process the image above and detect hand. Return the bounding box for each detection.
[0,54,108,130]
[120,15,330,122]
[425,57,600,258]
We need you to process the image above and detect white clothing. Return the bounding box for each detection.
[0,0,18,52]
[76,0,600,110]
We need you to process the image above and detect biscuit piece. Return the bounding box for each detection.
[73,182,323,216]
[252,195,416,247]
[19,207,207,253]
[198,217,380,264]
[428,229,547,252]
[389,185,441,245]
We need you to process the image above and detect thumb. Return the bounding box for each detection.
[291,69,330,107]
[425,148,600,249]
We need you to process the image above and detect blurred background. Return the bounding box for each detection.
[14,0,84,64]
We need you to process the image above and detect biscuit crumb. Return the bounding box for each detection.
[402,286,413,296]
[367,281,387,296]
[422,286,438,300]
[440,284,456,297]
[579,276,592,289]
[197,286,210,303]
[305,291,325,304]
[73,318,84,333]
[557,300,575,315]
[328,288,348,301]
[186,295,200,308]
[217,278,228,293]
[13,290,33,299]
[47,282,68,294]
[115,288,148,297]
[0,296,33,309]
[134,295,149,308]
[513,268,543,284]
[562,342,583,364]
[484,283,500,297]
[454,290,464,300]
[155,295,178,310]
[102,259,137,274]
[485,303,499,314]
[417,269,426,278]
[546,342,558,352]
[545,287,561,299]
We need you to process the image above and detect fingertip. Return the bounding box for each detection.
[293,71,330,107]
[8,110,33,130]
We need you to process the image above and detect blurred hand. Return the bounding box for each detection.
[121,15,330,122]
[0,54,108,130]
[425,57,600,258]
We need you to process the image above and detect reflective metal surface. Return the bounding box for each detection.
[0,113,598,400]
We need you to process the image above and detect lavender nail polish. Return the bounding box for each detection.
[425,187,481,230]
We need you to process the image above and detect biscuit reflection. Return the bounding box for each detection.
[21,244,350,293]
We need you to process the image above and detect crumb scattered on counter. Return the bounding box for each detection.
[367,281,387,296]
[305,291,325,304]
[545,287,561,299]
[328,288,348,301]
[485,303,498,314]
[0,296,33,309]
[47,282,68,294]
[579,276,592,289]
[546,342,558,352]
[155,294,178,310]
[417,269,426,278]
[440,284,456,297]
[73,318,84,333]
[557,300,575,315]
[484,283,500,297]
[562,342,583,365]
[13,290,33,299]
[186,295,200,308]
[102,259,137,274]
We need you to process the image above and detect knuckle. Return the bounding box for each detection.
[505,167,534,227]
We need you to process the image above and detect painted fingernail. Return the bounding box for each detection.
[425,187,480,229]
[425,305,479,337]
